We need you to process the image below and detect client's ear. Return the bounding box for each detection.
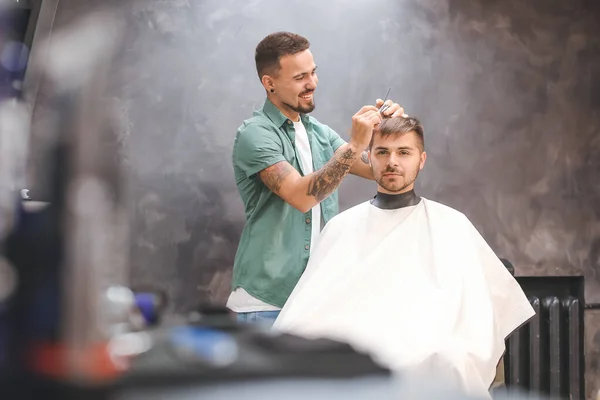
[419,151,427,170]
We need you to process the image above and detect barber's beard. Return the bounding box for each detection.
[282,91,316,114]
[282,100,315,114]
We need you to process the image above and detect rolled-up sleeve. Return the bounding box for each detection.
[234,123,286,178]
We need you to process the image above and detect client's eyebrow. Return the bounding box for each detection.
[374,146,414,151]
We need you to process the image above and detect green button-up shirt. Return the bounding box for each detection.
[231,98,346,308]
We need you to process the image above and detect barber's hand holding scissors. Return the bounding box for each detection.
[375,98,409,118]
[349,106,382,151]
[354,98,409,163]
[349,96,410,158]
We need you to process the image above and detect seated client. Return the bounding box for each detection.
[272,116,535,398]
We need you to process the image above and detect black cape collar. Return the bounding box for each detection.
[370,189,421,210]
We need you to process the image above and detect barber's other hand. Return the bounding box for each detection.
[349,106,382,151]
[375,98,408,118]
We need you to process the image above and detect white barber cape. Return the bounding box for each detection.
[273,198,535,398]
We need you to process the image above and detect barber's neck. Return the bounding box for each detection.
[371,189,421,210]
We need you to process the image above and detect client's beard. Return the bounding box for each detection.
[377,168,420,193]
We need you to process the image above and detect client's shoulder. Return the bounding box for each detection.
[422,198,470,221]
[325,200,371,226]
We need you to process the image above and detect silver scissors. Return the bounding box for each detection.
[378,87,392,115]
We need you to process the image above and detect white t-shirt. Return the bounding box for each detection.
[293,119,322,248]
[226,119,321,312]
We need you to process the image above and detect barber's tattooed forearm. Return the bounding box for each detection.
[261,162,294,193]
[307,148,356,201]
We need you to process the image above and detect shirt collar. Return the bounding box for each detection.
[262,98,311,127]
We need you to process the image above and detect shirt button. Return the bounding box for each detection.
[287,119,292,124]
[305,218,311,224]
[305,244,310,250]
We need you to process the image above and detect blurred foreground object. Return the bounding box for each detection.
[0,0,33,384]
[110,306,482,400]
[1,4,130,397]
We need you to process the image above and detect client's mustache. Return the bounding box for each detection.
[383,167,402,174]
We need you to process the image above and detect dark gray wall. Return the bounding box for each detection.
[27,0,599,398]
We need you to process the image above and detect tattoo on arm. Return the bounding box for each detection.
[259,162,294,193]
[306,147,356,201]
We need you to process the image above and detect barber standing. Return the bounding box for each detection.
[227,31,406,325]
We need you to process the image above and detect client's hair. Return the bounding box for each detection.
[369,116,425,151]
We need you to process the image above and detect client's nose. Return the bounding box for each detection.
[388,154,400,166]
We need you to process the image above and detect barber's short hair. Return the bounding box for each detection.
[369,116,425,151]
[255,32,310,80]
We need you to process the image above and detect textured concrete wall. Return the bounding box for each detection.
[26,0,599,398]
